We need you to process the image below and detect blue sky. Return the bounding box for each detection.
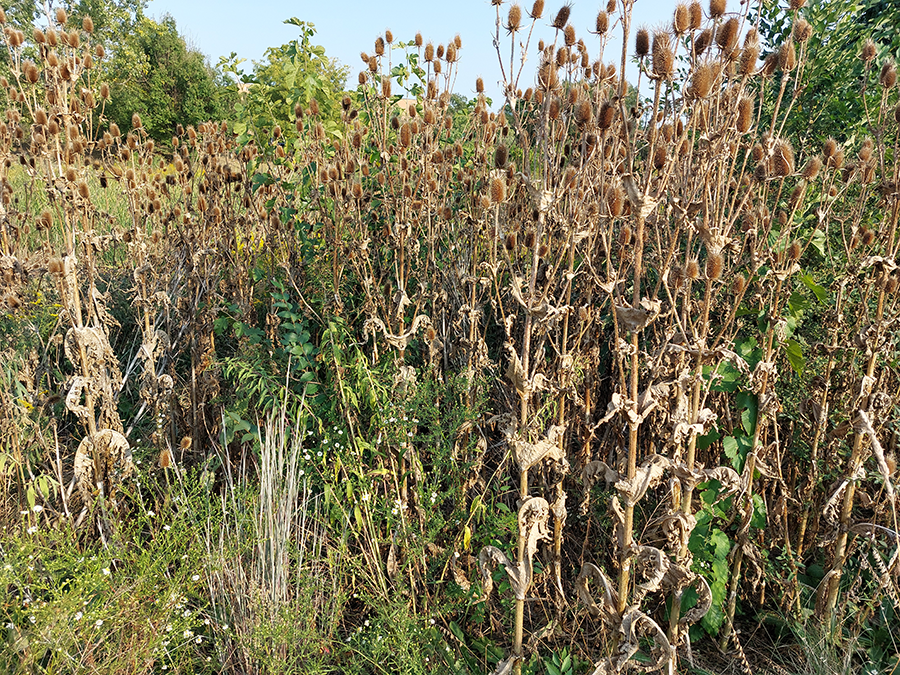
[147,0,740,104]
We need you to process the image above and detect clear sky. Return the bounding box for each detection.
[146,0,741,105]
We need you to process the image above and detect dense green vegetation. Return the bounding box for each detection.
[1,0,899,674]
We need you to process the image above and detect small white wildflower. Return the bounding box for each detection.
[165,624,173,633]
[95,619,103,627]
[102,568,110,576]
[29,616,35,624]
[74,612,83,620]
[31,505,43,513]
[361,492,370,502]
[364,620,370,627]
[147,511,155,517]
[183,629,194,639]
[27,526,37,534]
[430,618,435,625]
[163,525,171,531]
[195,636,202,643]
[191,574,200,581]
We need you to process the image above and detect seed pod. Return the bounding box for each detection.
[706,251,724,280]
[575,99,592,126]
[56,7,67,25]
[446,43,457,62]
[564,24,576,46]
[549,96,561,120]
[635,28,650,57]
[652,31,675,79]
[861,39,877,62]
[689,2,702,29]
[597,100,616,129]
[737,95,754,132]
[494,144,509,168]
[793,18,812,42]
[374,36,385,56]
[773,139,794,177]
[385,30,393,44]
[538,62,559,90]
[881,60,897,89]
[686,259,700,280]
[778,40,797,71]
[694,29,712,56]
[802,156,822,179]
[552,5,571,29]
[689,60,716,98]
[607,186,624,216]
[717,17,739,53]
[652,145,666,169]
[82,16,94,33]
[595,11,609,34]
[507,4,522,32]
[672,3,690,33]
[732,273,747,294]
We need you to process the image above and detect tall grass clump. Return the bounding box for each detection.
[0,0,898,673]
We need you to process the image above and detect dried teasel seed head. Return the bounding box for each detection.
[56,7,67,25]
[607,186,624,216]
[424,42,434,62]
[694,28,712,56]
[374,36,385,56]
[454,34,462,49]
[823,137,837,158]
[39,210,52,229]
[861,228,875,246]
[490,176,507,203]
[673,3,690,33]
[788,0,806,8]
[706,251,724,279]
[77,180,89,199]
[446,42,457,62]
[652,31,675,79]
[895,102,900,124]
[358,71,367,85]
[476,76,485,93]
[652,145,667,169]
[524,229,536,248]
[35,108,48,126]
[793,18,812,43]
[880,60,897,89]
[381,76,392,98]
[82,16,94,33]
[688,1,702,29]
[788,240,802,261]
[860,38,877,62]
[575,99,592,126]
[688,60,716,98]
[552,5,571,29]
[802,156,822,179]
[505,232,517,251]
[686,259,701,280]
[717,18,739,53]
[739,36,760,75]
[437,44,444,59]
[858,137,873,162]
[732,273,747,294]
[507,4,522,32]
[564,24,576,46]
[549,96,561,119]
[595,11,609,34]
[597,100,616,129]
[619,224,633,246]
[48,257,63,274]
[33,28,45,43]
[495,144,509,168]
[773,139,794,176]
[635,28,650,57]
[65,167,77,182]
[778,40,797,71]
[309,99,320,116]
[709,0,726,17]
[414,32,423,47]
[737,95,754,132]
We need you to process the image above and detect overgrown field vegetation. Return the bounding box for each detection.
[1,0,899,673]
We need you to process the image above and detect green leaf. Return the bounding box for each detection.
[800,273,828,303]
[810,229,827,257]
[784,337,806,376]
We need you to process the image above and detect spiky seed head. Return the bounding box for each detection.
[653,31,675,79]
[538,62,559,90]
[413,32,422,47]
[773,139,794,176]
[524,229,536,248]
[862,228,876,246]
[576,99,592,126]
[358,71,367,85]
[0,8,5,23]
[495,144,509,168]
[385,29,393,44]
[732,273,747,294]
[689,60,716,98]
[507,4,522,32]
[706,252,724,279]
[555,47,567,66]
[424,43,434,61]
[886,276,899,295]
[793,18,812,42]
[476,77,485,93]
[635,28,650,57]
[437,44,445,59]
[564,24,576,46]
[309,99,320,116]
[433,60,442,74]
[822,138,837,158]
[381,76,392,98]
[695,28,712,56]
[717,18,739,53]
[595,11,609,34]
[553,5,571,29]
[82,16,94,33]
[739,35,760,76]
[880,61,897,89]
[530,0,545,18]
[686,259,701,280]
[673,4,690,33]
[505,232,517,251]
[652,145,667,169]
[895,102,900,124]
[802,156,822,179]
[33,28,45,43]
[607,186,624,216]
[56,7,67,25]
[314,122,325,140]
[789,0,806,8]
[607,0,616,13]
[538,243,550,258]
[737,95,754,132]
[595,100,615,129]
[687,1,702,29]
[549,96,561,119]
[447,43,458,62]
[861,39,876,62]
[858,138,873,161]
[374,36,385,56]
[39,210,52,230]
[455,34,462,49]
[778,40,797,71]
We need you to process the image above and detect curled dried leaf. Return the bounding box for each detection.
[576,562,619,625]
[74,429,134,505]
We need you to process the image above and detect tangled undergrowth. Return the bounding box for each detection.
[0,0,898,673]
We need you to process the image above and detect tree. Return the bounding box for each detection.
[757,0,900,145]
[219,19,348,140]
[103,14,233,142]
